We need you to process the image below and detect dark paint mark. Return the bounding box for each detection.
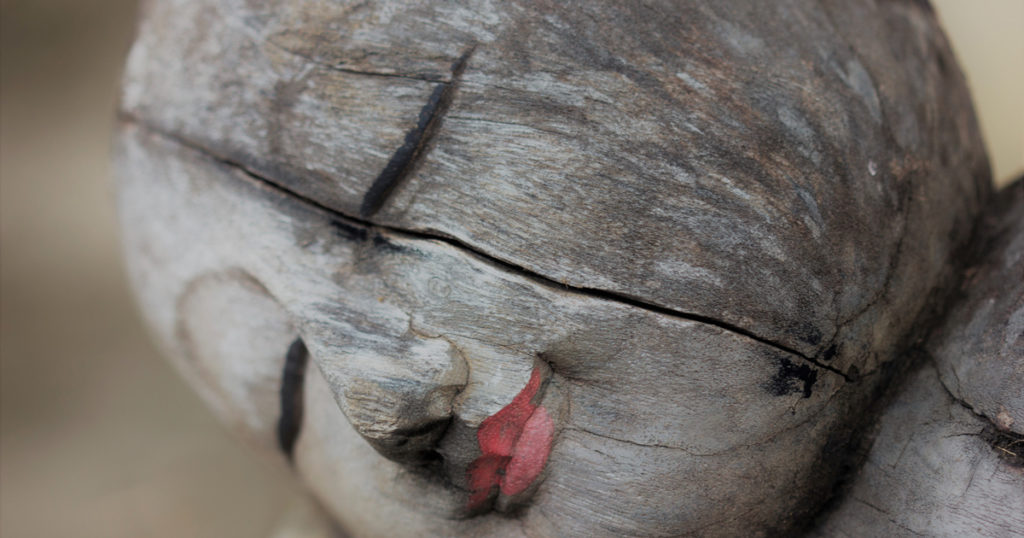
[800,324,823,347]
[821,343,838,362]
[359,48,475,218]
[359,84,446,217]
[332,217,410,256]
[766,355,818,399]
[371,232,409,254]
[330,218,368,242]
[277,338,309,461]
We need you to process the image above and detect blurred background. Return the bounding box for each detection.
[0,1,1021,536]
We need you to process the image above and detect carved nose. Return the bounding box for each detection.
[303,326,469,466]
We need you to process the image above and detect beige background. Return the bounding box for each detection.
[1,1,1021,537]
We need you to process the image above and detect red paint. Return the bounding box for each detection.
[466,367,555,510]
[501,407,554,495]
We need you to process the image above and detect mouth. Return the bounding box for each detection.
[288,332,562,519]
[464,364,556,514]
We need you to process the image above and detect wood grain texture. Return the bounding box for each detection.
[806,362,1024,532]
[810,364,1024,538]
[121,0,990,365]
[116,123,853,536]
[114,0,997,535]
[930,179,1024,435]
[812,180,1024,537]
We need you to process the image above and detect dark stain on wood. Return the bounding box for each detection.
[371,231,410,255]
[767,355,819,399]
[277,337,309,461]
[330,218,369,242]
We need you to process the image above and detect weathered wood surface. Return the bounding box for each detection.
[812,180,1024,537]
[118,124,849,535]
[810,365,1024,538]
[930,179,1024,435]
[115,0,995,536]
[121,0,989,363]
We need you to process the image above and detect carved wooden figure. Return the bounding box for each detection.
[114,0,1021,536]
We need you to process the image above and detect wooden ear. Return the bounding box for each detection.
[811,179,1024,537]
[929,179,1024,436]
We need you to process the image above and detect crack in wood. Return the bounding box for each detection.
[359,47,475,218]
[566,426,711,455]
[117,114,849,382]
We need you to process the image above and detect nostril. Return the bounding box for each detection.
[390,417,454,439]
[369,416,455,465]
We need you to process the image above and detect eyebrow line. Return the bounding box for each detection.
[358,46,475,219]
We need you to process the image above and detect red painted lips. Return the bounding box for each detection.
[466,366,555,510]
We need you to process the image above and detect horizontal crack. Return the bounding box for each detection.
[118,114,849,381]
[566,427,712,456]
[322,64,449,83]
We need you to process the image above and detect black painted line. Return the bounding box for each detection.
[277,337,309,461]
[358,48,475,219]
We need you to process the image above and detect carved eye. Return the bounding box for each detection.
[175,269,301,454]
